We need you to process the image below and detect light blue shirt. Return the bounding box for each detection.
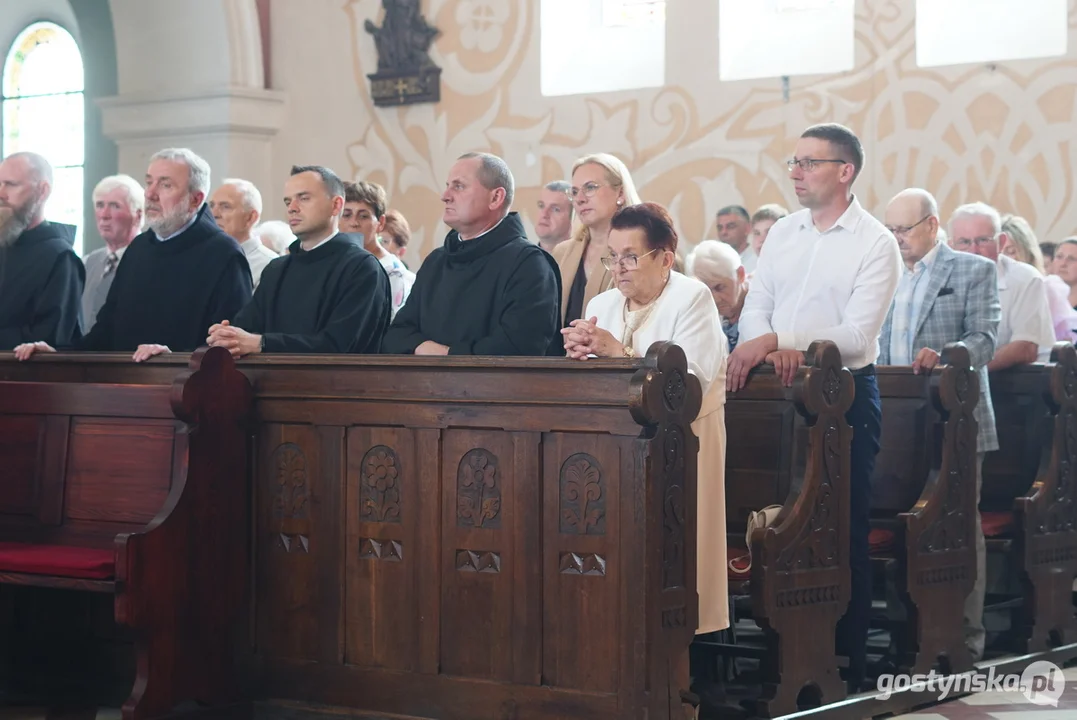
[888,243,940,365]
[153,206,201,241]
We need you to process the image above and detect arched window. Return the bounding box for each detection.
[2,22,85,255]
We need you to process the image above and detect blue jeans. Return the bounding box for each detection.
[835,372,881,685]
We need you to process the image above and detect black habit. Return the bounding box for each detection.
[232,233,391,353]
[381,212,562,356]
[78,204,252,352]
[0,220,84,349]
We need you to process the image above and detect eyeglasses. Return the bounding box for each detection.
[952,235,997,249]
[787,157,848,172]
[569,182,606,199]
[601,247,657,271]
[885,215,931,238]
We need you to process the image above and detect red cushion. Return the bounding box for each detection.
[0,542,114,580]
[981,511,1014,539]
[869,528,896,555]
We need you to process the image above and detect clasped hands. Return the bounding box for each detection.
[206,320,262,358]
[561,316,623,360]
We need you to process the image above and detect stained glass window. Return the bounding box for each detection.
[2,22,84,255]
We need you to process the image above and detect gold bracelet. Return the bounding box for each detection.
[622,345,636,358]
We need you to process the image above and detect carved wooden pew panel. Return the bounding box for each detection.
[716,342,853,717]
[244,345,702,720]
[1011,344,1077,652]
[871,345,978,676]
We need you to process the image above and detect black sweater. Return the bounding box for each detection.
[381,213,562,356]
[0,221,84,349]
[232,233,391,353]
[79,204,252,351]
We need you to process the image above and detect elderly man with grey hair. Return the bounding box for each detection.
[947,201,1054,370]
[15,147,252,363]
[879,188,1001,661]
[534,179,573,253]
[382,151,561,356]
[210,177,277,287]
[0,151,84,349]
[83,173,144,331]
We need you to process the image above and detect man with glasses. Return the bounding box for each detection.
[727,123,902,692]
[948,202,1054,370]
[879,188,1000,662]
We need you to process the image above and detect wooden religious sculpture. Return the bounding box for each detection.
[365,0,442,107]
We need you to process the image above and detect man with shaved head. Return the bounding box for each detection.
[0,151,84,349]
[878,187,1000,661]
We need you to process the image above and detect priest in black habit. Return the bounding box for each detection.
[0,152,84,350]
[381,153,561,356]
[14,148,252,363]
[205,165,391,356]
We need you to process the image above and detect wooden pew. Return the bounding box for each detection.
[0,347,252,719]
[241,342,701,719]
[983,344,1077,653]
[0,345,700,720]
[870,345,978,676]
[720,341,854,718]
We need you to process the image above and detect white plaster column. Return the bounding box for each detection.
[97,87,287,201]
[101,0,284,197]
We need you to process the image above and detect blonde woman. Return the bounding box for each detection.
[553,153,642,326]
[1001,214,1077,341]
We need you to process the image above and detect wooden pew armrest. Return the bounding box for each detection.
[115,347,253,629]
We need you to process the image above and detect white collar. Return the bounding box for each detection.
[299,229,338,253]
[799,195,864,234]
[459,215,506,241]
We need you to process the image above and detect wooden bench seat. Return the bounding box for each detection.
[0,346,252,720]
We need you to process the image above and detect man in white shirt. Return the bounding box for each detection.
[210,178,277,288]
[948,202,1055,369]
[728,123,902,690]
[83,174,143,331]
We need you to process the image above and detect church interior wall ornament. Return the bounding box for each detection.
[365,0,441,107]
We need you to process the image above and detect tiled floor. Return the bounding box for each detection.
[893,665,1077,718]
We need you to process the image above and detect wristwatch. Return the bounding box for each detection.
[622,345,636,358]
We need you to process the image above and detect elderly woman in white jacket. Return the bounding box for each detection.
[561,202,729,635]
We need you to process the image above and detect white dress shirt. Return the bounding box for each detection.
[996,253,1055,361]
[739,196,902,370]
[240,237,278,288]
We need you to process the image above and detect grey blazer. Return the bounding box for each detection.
[878,243,1001,452]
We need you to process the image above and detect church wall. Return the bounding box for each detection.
[234,1,1077,262]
